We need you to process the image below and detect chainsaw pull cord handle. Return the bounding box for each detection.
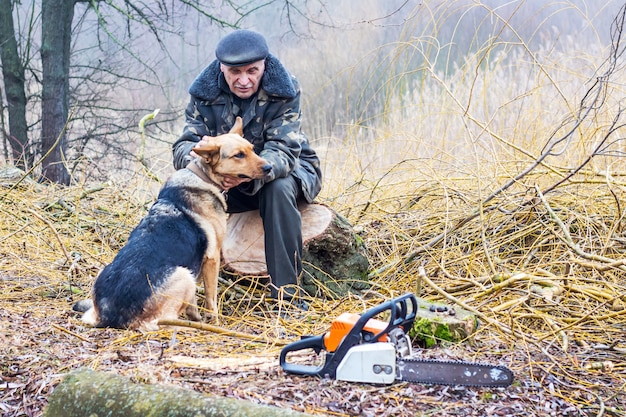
[279,293,418,378]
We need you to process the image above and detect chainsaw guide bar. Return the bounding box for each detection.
[279,293,515,387]
[396,358,514,387]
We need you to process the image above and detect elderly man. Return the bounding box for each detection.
[173,29,322,310]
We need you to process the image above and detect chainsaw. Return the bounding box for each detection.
[279,293,513,387]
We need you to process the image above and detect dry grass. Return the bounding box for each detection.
[1,152,626,415]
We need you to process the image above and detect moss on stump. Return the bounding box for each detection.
[301,210,370,297]
[408,298,478,348]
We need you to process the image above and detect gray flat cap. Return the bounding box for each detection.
[215,30,269,66]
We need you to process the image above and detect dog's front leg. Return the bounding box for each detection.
[199,252,220,323]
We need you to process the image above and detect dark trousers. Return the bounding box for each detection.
[226,176,303,299]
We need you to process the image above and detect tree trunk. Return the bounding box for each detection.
[222,203,370,298]
[44,368,315,417]
[40,0,73,185]
[0,0,31,170]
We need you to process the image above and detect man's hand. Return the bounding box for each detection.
[190,136,211,158]
[221,175,252,190]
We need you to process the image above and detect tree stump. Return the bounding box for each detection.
[409,298,479,348]
[43,368,315,417]
[222,203,370,298]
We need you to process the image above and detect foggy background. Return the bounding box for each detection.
[4,0,626,184]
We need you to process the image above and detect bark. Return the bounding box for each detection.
[222,203,370,298]
[44,368,315,417]
[0,0,30,170]
[40,0,73,185]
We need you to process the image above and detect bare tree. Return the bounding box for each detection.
[0,0,30,171]
[39,0,87,184]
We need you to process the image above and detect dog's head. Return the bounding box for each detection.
[193,117,272,182]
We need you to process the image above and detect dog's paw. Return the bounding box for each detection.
[203,312,219,325]
[80,307,98,326]
[72,299,94,313]
[185,305,202,322]
[139,321,160,332]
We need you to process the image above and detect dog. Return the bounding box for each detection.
[73,117,271,331]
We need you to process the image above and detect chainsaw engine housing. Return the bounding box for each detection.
[335,343,396,384]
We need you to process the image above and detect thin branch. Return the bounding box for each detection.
[157,319,288,346]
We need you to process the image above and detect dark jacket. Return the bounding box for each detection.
[172,55,322,203]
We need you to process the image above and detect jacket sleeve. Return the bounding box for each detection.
[172,98,209,170]
[239,90,305,195]
[261,92,303,179]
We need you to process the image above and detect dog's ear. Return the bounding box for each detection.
[193,138,220,161]
[229,116,244,136]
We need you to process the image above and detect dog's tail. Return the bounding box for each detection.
[72,299,93,312]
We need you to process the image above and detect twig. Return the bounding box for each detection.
[50,323,90,343]
[472,272,560,301]
[416,265,424,297]
[137,109,161,183]
[218,276,254,298]
[571,257,626,272]
[157,318,288,346]
[80,186,105,199]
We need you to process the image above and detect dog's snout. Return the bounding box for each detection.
[262,164,272,174]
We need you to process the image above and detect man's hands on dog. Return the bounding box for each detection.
[221,175,250,190]
[190,136,211,159]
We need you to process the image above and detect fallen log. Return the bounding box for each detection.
[0,165,41,190]
[44,368,315,417]
[222,203,370,298]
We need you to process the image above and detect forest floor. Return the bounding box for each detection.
[1,273,624,417]
[1,171,625,416]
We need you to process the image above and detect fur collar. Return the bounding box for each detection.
[189,54,297,101]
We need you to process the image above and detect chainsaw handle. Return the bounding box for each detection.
[279,334,327,376]
[349,292,417,343]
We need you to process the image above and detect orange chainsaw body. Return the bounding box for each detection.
[323,312,389,352]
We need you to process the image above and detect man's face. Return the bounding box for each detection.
[220,60,265,99]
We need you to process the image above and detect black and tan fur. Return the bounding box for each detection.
[74,117,271,331]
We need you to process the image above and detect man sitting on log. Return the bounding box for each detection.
[173,29,322,310]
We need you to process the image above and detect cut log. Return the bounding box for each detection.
[44,368,315,417]
[409,298,479,348]
[0,165,40,189]
[222,203,370,298]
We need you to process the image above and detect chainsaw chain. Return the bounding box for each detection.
[396,357,514,387]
